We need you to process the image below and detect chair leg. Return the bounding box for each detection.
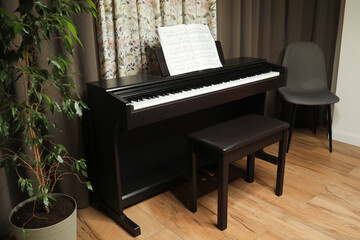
[287,104,297,152]
[189,147,197,213]
[313,106,319,134]
[217,156,228,231]
[246,153,255,183]
[280,100,286,120]
[276,130,287,196]
[327,104,333,153]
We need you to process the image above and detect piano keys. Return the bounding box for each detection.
[127,71,280,110]
[86,57,287,236]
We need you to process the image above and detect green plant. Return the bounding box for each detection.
[0,0,96,214]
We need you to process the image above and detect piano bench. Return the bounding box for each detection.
[187,114,289,230]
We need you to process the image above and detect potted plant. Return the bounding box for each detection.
[0,0,96,239]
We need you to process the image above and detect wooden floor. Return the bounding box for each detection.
[75,128,360,240]
[1,129,358,240]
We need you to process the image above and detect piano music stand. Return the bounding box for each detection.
[155,40,225,77]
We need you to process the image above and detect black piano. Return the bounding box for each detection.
[86,54,287,236]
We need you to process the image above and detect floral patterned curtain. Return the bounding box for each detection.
[96,0,217,79]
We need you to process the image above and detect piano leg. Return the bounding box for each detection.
[107,126,141,237]
[99,201,141,237]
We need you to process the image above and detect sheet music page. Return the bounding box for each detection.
[158,25,199,76]
[187,24,222,70]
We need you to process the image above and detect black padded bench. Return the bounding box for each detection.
[188,114,289,230]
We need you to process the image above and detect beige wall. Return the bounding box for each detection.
[333,0,360,147]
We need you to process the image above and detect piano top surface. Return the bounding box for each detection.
[87,57,266,92]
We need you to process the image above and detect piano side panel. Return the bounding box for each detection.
[86,84,125,214]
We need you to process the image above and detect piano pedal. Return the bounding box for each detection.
[197,170,208,181]
[201,168,216,177]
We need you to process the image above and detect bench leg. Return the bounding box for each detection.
[190,151,197,212]
[217,156,228,230]
[246,153,255,183]
[276,130,287,196]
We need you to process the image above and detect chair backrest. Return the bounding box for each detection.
[282,42,328,90]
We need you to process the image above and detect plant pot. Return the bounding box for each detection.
[9,193,77,240]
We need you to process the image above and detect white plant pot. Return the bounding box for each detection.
[9,193,77,240]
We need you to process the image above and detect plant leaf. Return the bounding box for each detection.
[64,19,83,48]
[79,159,87,169]
[51,60,63,72]
[81,170,88,178]
[43,195,49,207]
[48,195,57,202]
[42,94,51,103]
[56,154,63,163]
[14,23,23,35]
[86,0,96,10]
[22,229,29,239]
[86,181,93,191]
[19,178,26,192]
[26,182,34,197]
[74,101,82,116]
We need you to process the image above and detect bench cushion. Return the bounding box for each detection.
[188,114,289,152]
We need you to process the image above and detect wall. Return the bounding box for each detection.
[333,0,360,147]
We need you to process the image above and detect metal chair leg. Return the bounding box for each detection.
[327,105,333,153]
[280,100,286,120]
[287,104,297,152]
[313,106,319,134]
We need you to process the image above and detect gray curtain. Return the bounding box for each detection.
[217,0,341,124]
[0,1,99,237]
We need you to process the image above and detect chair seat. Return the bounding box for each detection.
[188,114,289,153]
[278,87,339,106]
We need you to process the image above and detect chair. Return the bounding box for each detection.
[279,42,339,152]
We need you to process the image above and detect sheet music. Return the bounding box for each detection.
[158,25,199,76]
[158,24,222,76]
[187,24,223,70]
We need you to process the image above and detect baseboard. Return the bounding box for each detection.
[333,130,360,147]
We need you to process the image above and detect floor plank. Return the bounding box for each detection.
[256,231,283,240]
[146,229,183,240]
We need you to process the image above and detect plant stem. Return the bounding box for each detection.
[22,46,46,199]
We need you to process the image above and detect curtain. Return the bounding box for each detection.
[217,0,341,124]
[96,0,217,79]
[0,1,99,237]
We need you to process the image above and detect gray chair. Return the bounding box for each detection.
[279,42,339,152]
